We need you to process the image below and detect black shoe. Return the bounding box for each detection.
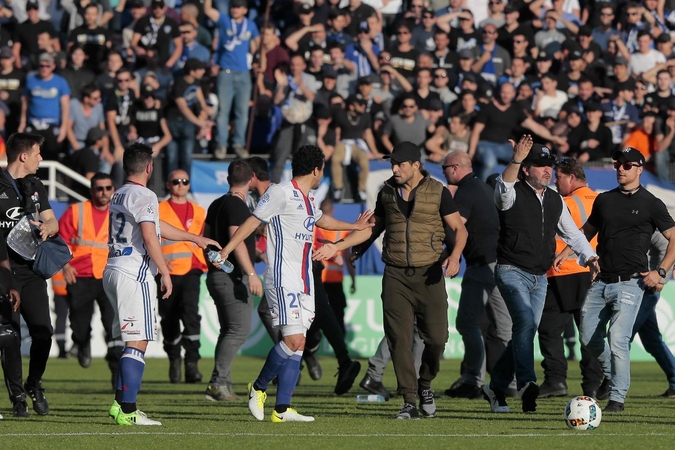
[396,402,420,420]
[304,352,322,381]
[597,378,610,400]
[12,394,29,418]
[169,358,181,383]
[78,342,92,368]
[185,361,203,383]
[359,373,391,400]
[519,381,539,413]
[418,387,436,418]
[661,388,675,398]
[444,380,482,399]
[605,400,624,412]
[334,360,361,395]
[538,381,568,398]
[24,380,49,415]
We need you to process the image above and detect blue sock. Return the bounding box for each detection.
[119,347,146,405]
[276,351,303,407]
[255,341,294,390]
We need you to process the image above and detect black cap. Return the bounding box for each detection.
[612,147,645,166]
[141,84,156,98]
[657,33,671,44]
[26,1,39,10]
[504,4,518,14]
[346,94,367,106]
[427,97,444,111]
[524,143,556,167]
[357,74,373,85]
[127,0,145,7]
[184,58,207,72]
[537,52,552,62]
[566,105,582,116]
[86,127,109,144]
[568,50,583,61]
[0,47,12,59]
[299,3,313,14]
[463,72,477,83]
[358,21,369,33]
[614,54,628,66]
[578,25,593,36]
[323,66,337,78]
[383,141,421,164]
[585,102,601,112]
[459,49,474,60]
[151,0,165,7]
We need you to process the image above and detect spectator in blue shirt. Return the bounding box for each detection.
[345,20,380,78]
[204,0,260,160]
[174,22,211,77]
[20,52,71,161]
[592,4,621,52]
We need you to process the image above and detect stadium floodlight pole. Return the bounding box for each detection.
[245,0,274,154]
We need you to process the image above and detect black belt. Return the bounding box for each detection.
[597,273,640,284]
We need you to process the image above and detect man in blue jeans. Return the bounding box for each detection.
[575,147,675,412]
[483,135,598,414]
[204,0,259,160]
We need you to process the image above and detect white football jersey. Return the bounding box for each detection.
[253,181,323,295]
[105,182,161,281]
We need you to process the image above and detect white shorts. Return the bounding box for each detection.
[265,287,315,336]
[103,268,159,342]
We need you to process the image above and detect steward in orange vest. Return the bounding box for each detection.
[157,170,206,384]
[57,173,122,386]
[51,270,69,359]
[537,159,604,399]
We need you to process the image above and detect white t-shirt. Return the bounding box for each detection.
[253,181,324,295]
[630,50,667,75]
[106,182,161,282]
[534,90,569,118]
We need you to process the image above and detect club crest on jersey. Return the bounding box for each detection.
[257,192,271,209]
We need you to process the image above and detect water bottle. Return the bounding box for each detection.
[207,250,234,273]
[356,394,386,403]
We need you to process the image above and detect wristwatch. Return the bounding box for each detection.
[248,272,255,277]
[657,267,667,278]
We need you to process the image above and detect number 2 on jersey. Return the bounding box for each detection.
[287,292,299,308]
[109,212,128,244]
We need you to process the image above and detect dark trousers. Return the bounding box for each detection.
[382,264,449,404]
[158,271,202,363]
[538,273,603,392]
[53,294,68,351]
[324,281,347,336]
[67,277,115,347]
[1,264,52,400]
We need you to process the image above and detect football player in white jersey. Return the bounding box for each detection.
[104,143,218,426]
[218,145,374,422]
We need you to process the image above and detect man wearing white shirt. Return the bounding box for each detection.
[630,30,666,75]
[533,73,568,118]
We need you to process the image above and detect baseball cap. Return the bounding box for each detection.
[184,58,207,72]
[459,49,474,60]
[523,143,556,167]
[0,47,12,59]
[299,3,313,14]
[86,127,109,144]
[383,141,421,164]
[578,25,593,37]
[462,72,477,84]
[613,55,628,66]
[26,1,39,10]
[358,21,370,34]
[127,0,145,8]
[568,50,583,61]
[151,0,165,7]
[427,97,444,111]
[39,53,54,64]
[357,74,373,85]
[346,94,367,106]
[566,105,582,116]
[657,33,671,44]
[504,4,518,14]
[612,147,645,166]
[536,52,552,62]
[141,84,156,98]
[323,66,337,79]
[585,102,601,112]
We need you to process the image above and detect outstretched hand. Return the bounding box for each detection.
[508,134,534,163]
[313,243,338,262]
[353,210,375,231]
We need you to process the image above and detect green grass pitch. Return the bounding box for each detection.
[1,356,674,449]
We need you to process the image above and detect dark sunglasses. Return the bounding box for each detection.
[380,55,392,61]
[435,73,447,78]
[402,104,416,108]
[442,164,458,170]
[117,78,131,83]
[397,30,410,35]
[171,179,190,186]
[39,64,52,68]
[513,39,525,44]
[613,161,641,170]
[94,185,114,192]
[483,30,496,35]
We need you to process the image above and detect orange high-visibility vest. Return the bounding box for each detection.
[547,185,598,277]
[159,200,207,275]
[315,228,346,283]
[69,201,109,279]
[51,270,67,296]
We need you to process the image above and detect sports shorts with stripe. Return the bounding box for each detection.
[265,287,315,336]
[103,268,159,342]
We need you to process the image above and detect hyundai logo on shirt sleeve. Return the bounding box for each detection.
[303,217,316,232]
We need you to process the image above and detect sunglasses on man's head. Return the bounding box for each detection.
[555,157,576,167]
[94,185,114,192]
[613,161,640,170]
[171,179,190,186]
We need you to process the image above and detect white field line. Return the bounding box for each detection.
[1,432,675,438]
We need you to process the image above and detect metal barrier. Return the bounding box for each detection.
[0,160,91,202]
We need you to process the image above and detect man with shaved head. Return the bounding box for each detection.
[441,152,511,399]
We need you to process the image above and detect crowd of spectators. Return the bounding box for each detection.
[0,0,674,199]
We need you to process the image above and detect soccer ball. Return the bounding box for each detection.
[564,396,602,430]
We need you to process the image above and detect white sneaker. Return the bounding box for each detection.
[271,408,315,422]
[116,410,162,426]
[248,382,267,421]
[482,384,510,413]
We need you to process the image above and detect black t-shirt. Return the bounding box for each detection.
[587,187,675,275]
[453,173,499,265]
[343,3,376,37]
[0,69,25,132]
[449,29,481,52]
[133,16,180,64]
[68,26,110,73]
[96,72,115,104]
[166,77,201,121]
[476,103,527,143]
[645,92,673,114]
[59,66,96,101]
[414,90,441,111]
[388,48,419,80]
[205,194,256,277]
[0,171,53,265]
[374,177,458,220]
[105,89,136,131]
[333,109,372,140]
[133,102,165,140]
[15,20,56,57]
[497,24,536,57]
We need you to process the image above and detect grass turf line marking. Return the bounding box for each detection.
[2,432,675,438]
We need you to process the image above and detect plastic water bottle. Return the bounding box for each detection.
[207,250,234,273]
[356,394,386,403]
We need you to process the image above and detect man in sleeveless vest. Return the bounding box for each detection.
[483,135,598,414]
[158,169,208,384]
[58,172,122,387]
[538,158,604,399]
[313,141,468,420]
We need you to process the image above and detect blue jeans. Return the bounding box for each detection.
[490,264,548,391]
[216,69,252,148]
[653,150,670,182]
[580,279,644,402]
[631,290,675,390]
[166,118,195,178]
[475,141,514,182]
